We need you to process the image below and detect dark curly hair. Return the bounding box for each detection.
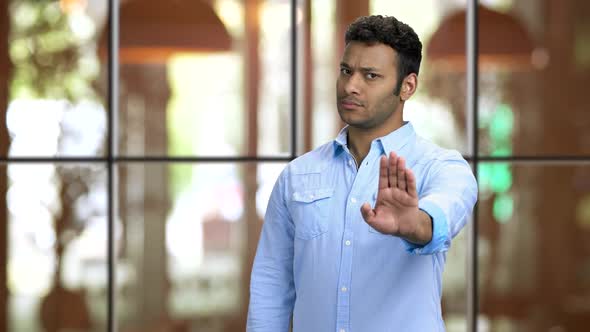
[345,15,422,95]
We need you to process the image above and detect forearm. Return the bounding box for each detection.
[400,210,433,246]
[401,155,478,255]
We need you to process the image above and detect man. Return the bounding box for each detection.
[247,15,478,332]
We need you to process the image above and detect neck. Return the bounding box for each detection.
[347,111,404,164]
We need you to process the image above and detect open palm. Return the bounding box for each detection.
[361,152,420,237]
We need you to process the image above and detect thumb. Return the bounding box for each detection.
[360,202,375,222]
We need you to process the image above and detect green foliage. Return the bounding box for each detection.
[479,103,515,223]
[489,103,514,144]
[493,192,514,224]
[9,0,99,101]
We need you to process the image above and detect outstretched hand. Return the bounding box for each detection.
[361,152,430,244]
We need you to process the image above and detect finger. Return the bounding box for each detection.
[397,157,407,191]
[406,168,417,198]
[388,152,398,188]
[378,155,388,190]
[360,202,375,222]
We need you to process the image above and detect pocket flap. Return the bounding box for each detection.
[292,188,334,203]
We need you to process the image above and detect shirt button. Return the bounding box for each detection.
[340,329,346,332]
[341,286,348,292]
[350,197,357,203]
[348,160,353,166]
[345,240,351,246]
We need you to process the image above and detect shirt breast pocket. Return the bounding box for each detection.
[290,188,334,240]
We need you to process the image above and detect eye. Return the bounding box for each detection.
[340,67,352,75]
[365,73,379,80]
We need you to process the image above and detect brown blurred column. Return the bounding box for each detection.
[334,0,369,133]
[336,0,369,55]
[239,0,261,329]
[0,0,9,330]
[112,64,171,330]
[534,0,575,320]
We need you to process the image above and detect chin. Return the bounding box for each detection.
[338,109,375,128]
[342,117,373,129]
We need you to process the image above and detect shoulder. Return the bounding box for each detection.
[411,135,469,175]
[411,135,476,194]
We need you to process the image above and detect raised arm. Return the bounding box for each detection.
[412,150,478,254]
[361,150,478,255]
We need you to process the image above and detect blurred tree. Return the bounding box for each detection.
[8,0,99,101]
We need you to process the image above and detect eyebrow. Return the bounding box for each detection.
[340,62,381,72]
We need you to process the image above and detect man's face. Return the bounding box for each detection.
[336,41,402,130]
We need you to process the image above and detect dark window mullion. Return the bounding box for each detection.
[467,1,479,332]
[290,0,298,159]
[107,0,119,332]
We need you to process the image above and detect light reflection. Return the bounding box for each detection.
[59,0,88,15]
[7,99,64,156]
[60,100,106,155]
[260,2,298,35]
[257,2,292,156]
[256,163,284,218]
[214,0,244,38]
[166,164,243,263]
[6,98,107,330]
[7,99,106,156]
[8,252,55,296]
[68,11,95,41]
[403,97,462,149]
[11,2,39,30]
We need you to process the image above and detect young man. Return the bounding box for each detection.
[247,15,478,332]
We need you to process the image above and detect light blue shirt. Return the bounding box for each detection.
[247,122,478,332]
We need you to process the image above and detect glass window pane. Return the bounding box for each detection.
[310,0,337,149]
[256,1,293,156]
[478,1,590,156]
[443,226,469,332]
[7,163,107,331]
[112,0,291,157]
[478,163,590,331]
[370,0,469,155]
[116,162,285,331]
[442,161,475,332]
[7,1,108,157]
[310,1,469,154]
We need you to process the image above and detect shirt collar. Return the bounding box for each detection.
[333,121,416,155]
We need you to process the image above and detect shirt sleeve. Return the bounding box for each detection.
[247,170,295,332]
[402,151,478,255]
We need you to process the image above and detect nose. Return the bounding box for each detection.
[343,73,362,96]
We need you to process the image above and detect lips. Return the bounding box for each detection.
[339,98,363,110]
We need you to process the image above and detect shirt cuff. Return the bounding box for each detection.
[402,200,451,255]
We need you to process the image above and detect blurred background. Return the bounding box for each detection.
[0,0,589,331]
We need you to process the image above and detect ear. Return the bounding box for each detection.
[400,73,418,101]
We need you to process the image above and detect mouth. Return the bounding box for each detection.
[339,98,363,110]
